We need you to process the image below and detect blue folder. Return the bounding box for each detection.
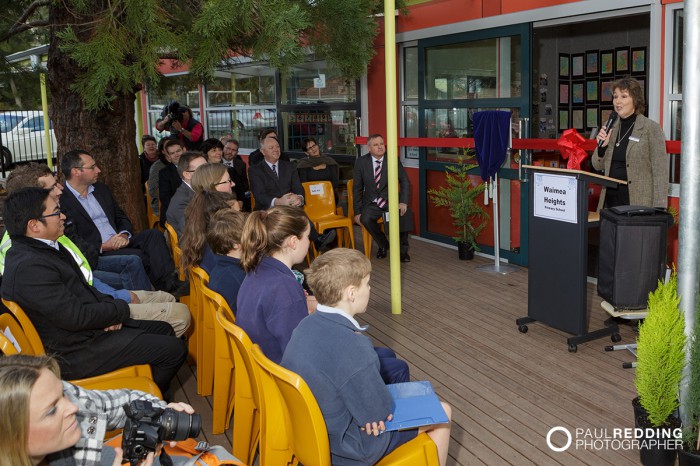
[383,381,449,432]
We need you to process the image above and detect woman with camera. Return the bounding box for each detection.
[0,354,195,466]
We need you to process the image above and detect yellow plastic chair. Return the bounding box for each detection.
[2,299,45,354]
[163,222,190,351]
[248,345,293,466]
[216,309,262,465]
[346,179,380,258]
[0,323,19,354]
[251,344,440,466]
[189,265,209,387]
[71,365,162,399]
[144,181,161,230]
[251,344,328,466]
[302,181,355,250]
[0,302,162,398]
[201,285,236,434]
[164,222,186,281]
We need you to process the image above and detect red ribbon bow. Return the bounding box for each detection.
[557,128,589,170]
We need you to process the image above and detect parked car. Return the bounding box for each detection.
[0,111,57,167]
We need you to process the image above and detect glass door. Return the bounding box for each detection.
[417,24,531,266]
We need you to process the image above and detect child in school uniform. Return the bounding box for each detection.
[281,248,452,466]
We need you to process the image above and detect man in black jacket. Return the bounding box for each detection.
[60,149,183,293]
[248,137,335,249]
[159,139,185,227]
[1,187,187,393]
[353,134,412,261]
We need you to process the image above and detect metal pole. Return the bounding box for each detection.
[384,0,402,314]
[679,0,700,426]
[40,73,52,170]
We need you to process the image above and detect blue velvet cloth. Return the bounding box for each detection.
[473,110,511,181]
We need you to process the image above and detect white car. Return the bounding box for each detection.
[0,111,57,167]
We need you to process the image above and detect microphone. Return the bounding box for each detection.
[598,110,618,149]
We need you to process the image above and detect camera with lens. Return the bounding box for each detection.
[121,399,201,465]
[167,101,186,122]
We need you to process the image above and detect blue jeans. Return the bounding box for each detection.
[95,255,153,291]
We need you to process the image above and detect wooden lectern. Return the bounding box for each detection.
[516,165,624,352]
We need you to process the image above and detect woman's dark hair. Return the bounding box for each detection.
[200,138,225,160]
[302,137,318,152]
[240,205,309,272]
[181,190,235,269]
[141,134,157,145]
[613,77,646,114]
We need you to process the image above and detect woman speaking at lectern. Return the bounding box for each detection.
[592,77,668,209]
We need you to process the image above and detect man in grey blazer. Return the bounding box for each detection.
[248,137,335,249]
[353,134,411,261]
[166,152,207,237]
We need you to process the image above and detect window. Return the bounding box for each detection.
[281,61,356,105]
[204,66,277,147]
[424,36,521,100]
[670,9,683,141]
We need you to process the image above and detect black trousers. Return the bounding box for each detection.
[85,320,187,395]
[102,229,174,286]
[359,203,409,255]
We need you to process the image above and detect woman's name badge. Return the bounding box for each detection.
[629,136,640,142]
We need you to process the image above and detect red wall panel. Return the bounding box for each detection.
[501,0,579,14]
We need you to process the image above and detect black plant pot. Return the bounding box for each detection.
[457,241,474,260]
[632,397,680,466]
[679,448,700,466]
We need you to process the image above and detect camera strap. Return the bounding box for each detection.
[159,449,174,466]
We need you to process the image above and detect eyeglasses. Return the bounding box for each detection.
[39,211,62,220]
[79,164,98,171]
[214,179,234,186]
[305,143,318,151]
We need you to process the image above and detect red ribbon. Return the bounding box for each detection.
[557,128,589,170]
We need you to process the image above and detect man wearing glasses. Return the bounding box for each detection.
[1,187,187,394]
[60,149,184,294]
[222,138,250,211]
[166,152,207,236]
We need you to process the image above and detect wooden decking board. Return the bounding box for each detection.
[172,238,642,465]
[360,313,625,465]
[358,241,638,465]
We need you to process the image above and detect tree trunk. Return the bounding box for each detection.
[47,4,146,231]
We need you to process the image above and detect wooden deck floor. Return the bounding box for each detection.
[173,233,641,466]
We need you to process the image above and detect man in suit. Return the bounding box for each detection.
[248,137,334,248]
[1,187,187,394]
[158,139,184,226]
[247,129,291,166]
[222,137,250,210]
[1,163,191,337]
[353,134,412,262]
[166,152,207,236]
[60,149,184,293]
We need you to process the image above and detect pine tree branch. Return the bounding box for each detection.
[0,0,51,43]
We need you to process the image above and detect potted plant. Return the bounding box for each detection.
[427,157,489,260]
[634,274,685,466]
[679,298,700,465]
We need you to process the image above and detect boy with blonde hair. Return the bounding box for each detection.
[281,248,451,466]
